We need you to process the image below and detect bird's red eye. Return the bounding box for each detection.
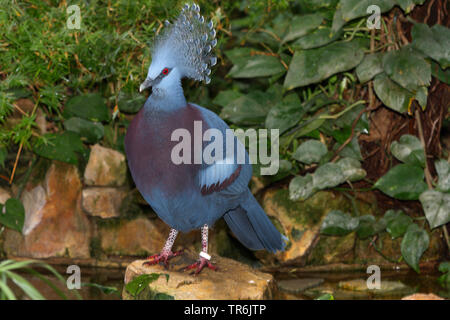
[162,68,169,75]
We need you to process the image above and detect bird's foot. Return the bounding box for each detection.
[184,256,217,275]
[142,249,184,268]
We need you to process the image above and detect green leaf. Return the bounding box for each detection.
[265,93,304,134]
[419,190,450,229]
[401,223,429,273]
[390,134,425,167]
[289,174,317,201]
[336,157,366,181]
[384,209,413,239]
[435,159,450,192]
[64,94,110,122]
[411,23,450,69]
[282,13,324,42]
[431,60,450,84]
[0,198,25,232]
[438,262,450,273]
[321,210,359,236]
[284,40,365,90]
[356,215,386,239]
[213,90,244,108]
[220,89,280,125]
[382,46,431,91]
[226,48,285,78]
[334,136,363,161]
[313,162,345,189]
[293,140,328,164]
[374,164,428,200]
[315,293,334,300]
[125,273,165,298]
[117,91,146,114]
[292,27,341,50]
[64,117,104,144]
[332,0,395,32]
[0,146,7,168]
[153,292,175,300]
[356,53,384,83]
[33,132,85,165]
[373,73,414,114]
[395,0,426,13]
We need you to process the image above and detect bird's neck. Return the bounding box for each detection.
[146,73,187,112]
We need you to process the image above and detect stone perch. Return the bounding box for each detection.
[123,251,275,300]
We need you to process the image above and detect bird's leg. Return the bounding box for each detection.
[185,224,217,274]
[143,228,183,268]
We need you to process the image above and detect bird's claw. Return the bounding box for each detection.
[142,249,184,268]
[184,257,217,275]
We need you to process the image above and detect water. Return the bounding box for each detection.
[8,265,448,300]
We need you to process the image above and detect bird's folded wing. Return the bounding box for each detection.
[199,159,241,195]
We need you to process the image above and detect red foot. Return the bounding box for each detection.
[142,249,184,268]
[184,257,217,275]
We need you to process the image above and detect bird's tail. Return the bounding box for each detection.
[223,192,287,253]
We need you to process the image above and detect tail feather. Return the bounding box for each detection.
[224,193,287,253]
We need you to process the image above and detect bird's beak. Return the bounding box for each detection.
[139,78,154,92]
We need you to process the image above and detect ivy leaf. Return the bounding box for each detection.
[284,40,365,90]
[336,157,366,181]
[395,0,426,13]
[374,164,428,200]
[33,132,85,165]
[321,210,359,236]
[401,223,429,273]
[265,93,304,134]
[356,215,386,239]
[373,73,414,114]
[282,13,324,43]
[356,53,384,83]
[0,198,25,233]
[419,190,450,229]
[411,23,450,69]
[226,48,285,78]
[390,134,425,167]
[64,117,104,144]
[64,94,110,122]
[292,27,342,50]
[313,163,346,189]
[435,159,450,192]
[289,174,317,201]
[220,90,276,125]
[125,273,167,298]
[384,210,413,239]
[292,140,328,164]
[382,46,431,92]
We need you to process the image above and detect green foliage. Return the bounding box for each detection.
[400,223,429,273]
[320,210,359,236]
[33,132,86,165]
[0,259,77,300]
[125,273,172,300]
[0,198,25,233]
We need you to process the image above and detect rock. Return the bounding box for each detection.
[97,216,198,257]
[82,187,127,219]
[259,189,363,265]
[3,161,91,259]
[0,187,11,205]
[338,279,409,294]
[307,232,356,265]
[98,217,169,256]
[21,185,46,235]
[84,144,126,187]
[402,293,444,300]
[277,278,324,294]
[123,251,274,300]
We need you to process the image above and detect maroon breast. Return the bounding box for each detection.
[124,104,206,197]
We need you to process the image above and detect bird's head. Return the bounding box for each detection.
[140,3,217,93]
